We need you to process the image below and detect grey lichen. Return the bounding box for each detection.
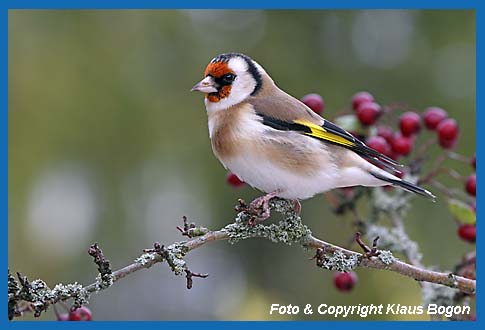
[422,282,460,308]
[163,243,189,276]
[134,252,158,266]
[222,199,311,245]
[378,250,396,265]
[8,271,21,320]
[9,273,89,318]
[321,250,361,272]
[446,273,459,288]
[48,282,89,310]
[94,273,114,291]
[136,242,188,276]
[366,224,422,263]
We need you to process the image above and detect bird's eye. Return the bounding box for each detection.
[222,73,236,83]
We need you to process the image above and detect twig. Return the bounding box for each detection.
[355,232,380,258]
[8,198,476,320]
[303,235,475,294]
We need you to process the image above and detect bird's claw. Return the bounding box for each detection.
[248,193,275,221]
[235,192,280,226]
[235,199,248,212]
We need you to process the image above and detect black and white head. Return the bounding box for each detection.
[191,53,269,112]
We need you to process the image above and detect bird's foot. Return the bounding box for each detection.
[248,191,280,221]
[235,199,248,213]
[355,232,381,258]
[234,191,280,226]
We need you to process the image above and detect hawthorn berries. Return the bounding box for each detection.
[352,92,374,110]
[465,174,476,197]
[57,306,92,321]
[334,271,358,292]
[377,126,394,144]
[390,133,413,156]
[356,102,381,126]
[399,112,421,137]
[68,307,93,321]
[302,93,325,115]
[226,172,245,188]
[366,136,391,155]
[459,160,476,243]
[457,224,476,243]
[349,92,461,153]
[352,91,374,110]
[423,107,447,130]
[436,118,459,149]
[351,92,381,126]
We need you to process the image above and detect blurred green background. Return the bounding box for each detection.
[8,10,475,320]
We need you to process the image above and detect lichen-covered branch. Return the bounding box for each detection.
[8,198,476,320]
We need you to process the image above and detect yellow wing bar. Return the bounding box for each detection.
[293,119,356,148]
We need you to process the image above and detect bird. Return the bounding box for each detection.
[191,52,435,220]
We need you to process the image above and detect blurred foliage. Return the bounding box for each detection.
[9,10,475,320]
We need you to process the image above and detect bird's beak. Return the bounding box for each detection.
[191,76,218,93]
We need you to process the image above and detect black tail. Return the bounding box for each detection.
[370,172,436,201]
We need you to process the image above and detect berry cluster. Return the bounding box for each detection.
[350,92,461,161]
[351,92,475,245]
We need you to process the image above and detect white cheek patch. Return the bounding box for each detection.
[227,57,248,73]
[230,72,256,99]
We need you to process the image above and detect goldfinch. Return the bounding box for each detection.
[191,53,435,218]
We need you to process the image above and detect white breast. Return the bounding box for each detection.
[223,154,342,200]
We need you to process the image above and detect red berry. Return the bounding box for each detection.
[351,91,374,110]
[436,118,459,141]
[366,136,391,156]
[57,313,70,321]
[465,174,476,197]
[356,102,381,126]
[399,111,421,137]
[377,126,394,144]
[226,172,245,188]
[438,136,457,150]
[301,93,324,115]
[458,224,476,243]
[423,107,447,130]
[390,133,413,156]
[334,271,357,292]
[69,306,92,321]
[472,154,476,171]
